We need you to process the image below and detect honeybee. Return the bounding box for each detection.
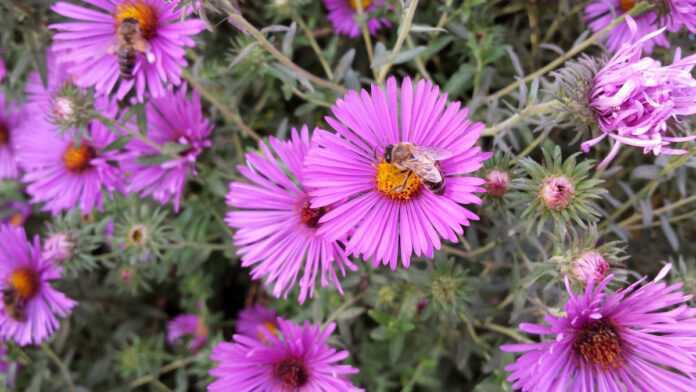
[384,143,453,195]
[110,18,152,80]
[2,288,27,322]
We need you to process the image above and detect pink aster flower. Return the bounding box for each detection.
[120,86,212,212]
[501,264,696,391]
[0,225,77,346]
[226,126,356,304]
[50,0,205,101]
[304,77,490,269]
[583,22,696,169]
[15,97,124,215]
[236,304,279,340]
[209,318,361,391]
[665,0,696,32]
[0,92,24,180]
[584,0,669,53]
[167,313,208,352]
[0,201,31,227]
[322,0,391,38]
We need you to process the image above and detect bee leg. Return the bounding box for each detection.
[394,171,413,193]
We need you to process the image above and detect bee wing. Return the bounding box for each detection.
[401,159,443,184]
[412,146,454,162]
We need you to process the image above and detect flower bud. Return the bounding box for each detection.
[540,176,575,211]
[43,233,74,263]
[485,170,510,198]
[572,251,610,284]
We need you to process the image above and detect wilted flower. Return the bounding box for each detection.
[51,0,205,101]
[585,0,668,53]
[502,264,696,391]
[516,146,605,234]
[15,98,123,215]
[304,77,489,269]
[322,0,391,38]
[226,126,356,303]
[167,313,208,352]
[0,92,24,180]
[120,87,212,212]
[0,225,76,346]
[236,304,279,340]
[209,318,361,391]
[43,233,75,264]
[583,23,696,169]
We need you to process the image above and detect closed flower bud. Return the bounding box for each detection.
[485,169,510,198]
[43,233,74,263]
[540,176,575,211]
[572,251,610,285]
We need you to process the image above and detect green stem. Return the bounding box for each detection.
[443,241,497,259]
[291,13,334,80]
[227,12,347,94]
[486,2,654,102]
[129,356,199,389]
[483,100,561,137]
[618,194,696,229]
[376,0,420,84]
[42,344,76,392]
[181,70,260,142]
[477,321,533,343]
[354,1,376,80]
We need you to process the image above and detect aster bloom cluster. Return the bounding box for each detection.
[502,264,696,391]
[209,306,360,392]
[227,78,489,303]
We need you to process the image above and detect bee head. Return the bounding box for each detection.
[384,144,394,163]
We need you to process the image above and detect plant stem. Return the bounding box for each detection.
[483,100,560,137]
[486,2,653,102]
[354,1,376,80]
[376,0,419,84]
[292,13,334,80]
[618,194,696,229]
[42,344,76,392]
[129,356,199,389]
[181,70,260,142]
[443,241,497,258]
[476,321,533,343]
[227,12,347,94]
[323,292,365,327]
[517,127,552,157]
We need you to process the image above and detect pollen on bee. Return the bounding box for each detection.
[9,268,40,300]
[63,143,95,173]
[115,1,158,39]
[349,0,372,10]
[376,161,421,201]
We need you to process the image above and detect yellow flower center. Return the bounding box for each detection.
[619,0,635,12]
[0,122,8,146]
[63,143,95,172]
[9,212,25,226]
[375,161,421,201]
[256,321,279,341]
[349,0,372,11]
[115,1,158,40]
[9,268,40,300]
